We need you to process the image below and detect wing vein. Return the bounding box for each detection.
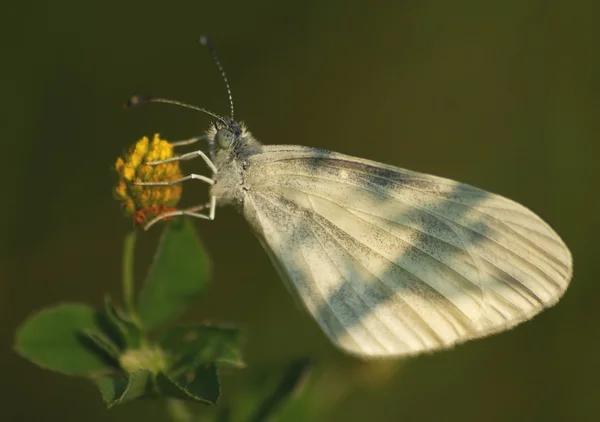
[253,191,383,353]
[308,211,451,347]
[303,195,397,354]
[276,172,563,292]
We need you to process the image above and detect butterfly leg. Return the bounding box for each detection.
[145,149,217,174]
[143,196,217,230]
[171,135,216,162]
[135,174,214,186]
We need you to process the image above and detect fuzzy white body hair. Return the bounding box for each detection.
[210,124,263,209]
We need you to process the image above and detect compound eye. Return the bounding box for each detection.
[216,129,234,149]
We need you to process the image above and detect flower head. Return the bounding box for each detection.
[114,134,182,226]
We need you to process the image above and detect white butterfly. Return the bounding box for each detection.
[131,38,573,358]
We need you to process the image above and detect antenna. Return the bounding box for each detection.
[199,36,235,119]
[125,95,228,126]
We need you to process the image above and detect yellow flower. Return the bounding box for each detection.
[114,134,183,226]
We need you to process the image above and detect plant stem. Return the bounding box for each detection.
[122,230,137,318]
[166,399,194,422]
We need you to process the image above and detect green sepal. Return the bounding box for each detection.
[82,329,121,359]
[95,370,154,408]
[159,325,244,373]
[156,363,220,405]
[138,218,210,329]
[101,295,142,349]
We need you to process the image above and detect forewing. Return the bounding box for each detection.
[242,146,572,357]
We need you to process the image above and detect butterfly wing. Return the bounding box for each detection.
[241,145,572,357]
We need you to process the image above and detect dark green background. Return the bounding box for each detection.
[3,1,598,421]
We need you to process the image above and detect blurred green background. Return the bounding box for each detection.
[3,0,599,421]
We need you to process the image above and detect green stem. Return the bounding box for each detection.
[166,399,194,422]
[122,230,137,318]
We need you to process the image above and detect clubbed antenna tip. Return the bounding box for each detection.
[123,37,234,123]
[199,35,211,47]
[124,95,152,109]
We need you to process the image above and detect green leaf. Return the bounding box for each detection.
[229,359,313,422]
[101,296,142,348]
[15,303,116,376]
[139,218,210,329]
[156,363,220,405]
[248,358,312,422]
[160,325,244,373]
[96,370,154,408]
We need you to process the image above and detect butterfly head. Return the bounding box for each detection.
[214,118,243,151]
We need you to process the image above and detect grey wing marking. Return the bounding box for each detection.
[241,146,572,357]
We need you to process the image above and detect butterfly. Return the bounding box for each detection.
[128,37,572,358]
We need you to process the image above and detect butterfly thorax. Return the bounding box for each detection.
[209,122,263,209]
